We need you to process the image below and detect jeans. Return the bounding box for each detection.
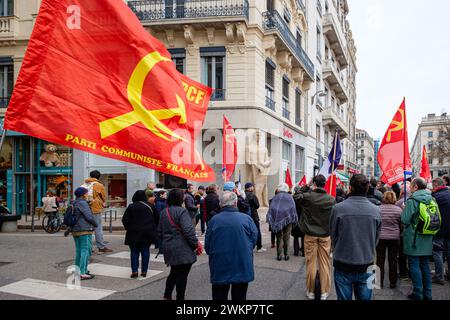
[93,214,106,249]
[164,264,192,300]
[408,256,432,300]
[195,213,206,235]
[276,224,292,257]
[376,239,400,287]
[212,283,249,301]
[129,243,150,274]
[334,269,373,301]
[254,219,262,250]
[432,237,450,280]
[74,234,92,275]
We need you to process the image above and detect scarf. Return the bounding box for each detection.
[266,192,298,233]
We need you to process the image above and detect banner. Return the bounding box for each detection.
[4,0,215,182]
[222,115,237,182]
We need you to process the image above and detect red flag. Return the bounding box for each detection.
[285,168,293,189]
[420,146,432,182]
[298,176,307,187]
[222,116,237,182]
[378,99,412,185]
[4,0,215,182]
[336,176,343,187]
[325,173,337,198]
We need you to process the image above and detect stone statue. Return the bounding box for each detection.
[246,130,272,207]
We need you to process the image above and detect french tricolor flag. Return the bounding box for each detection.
[319,131,342,197]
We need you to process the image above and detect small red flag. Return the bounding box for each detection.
[325,174,337,198]
[285,168,293,189]
[298,176,307,187]
[4,0,215,182]
[222,115,237,182]
[420,146,432,182]
[378,99,412,185]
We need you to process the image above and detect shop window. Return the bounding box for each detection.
[0,137,12,206]
[104,174,127,208]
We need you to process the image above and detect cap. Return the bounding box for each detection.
[223,182,235,192]
[245,183,254,189]
[74,187,88,198]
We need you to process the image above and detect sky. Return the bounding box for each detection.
[347,0,450,144]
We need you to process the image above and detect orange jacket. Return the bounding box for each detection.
[84,178,106,214]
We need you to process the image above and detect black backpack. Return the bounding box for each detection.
[63,205,78,227]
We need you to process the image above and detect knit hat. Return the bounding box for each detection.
[74,187,88,198]
[245,182,254,189]
[223,182,235,191]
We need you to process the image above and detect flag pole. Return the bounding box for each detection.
[329,130,339,194]
[403,97,407,204]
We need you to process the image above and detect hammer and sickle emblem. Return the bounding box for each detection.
[99,52,187,142]
[386,109,404,142]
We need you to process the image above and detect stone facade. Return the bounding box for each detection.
[356,129,374,179]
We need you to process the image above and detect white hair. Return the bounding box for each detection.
[277,183,290,193]
[220,191,238,208]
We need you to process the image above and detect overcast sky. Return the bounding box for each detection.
[347,0,450,144]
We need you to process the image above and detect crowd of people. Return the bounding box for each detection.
[66,169,450,301]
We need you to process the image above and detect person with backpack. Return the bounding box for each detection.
[70,187,98,281]
[158,189,203,300]
[82,170,112,253]
[401,178,440,300]
[122,190,159,279]
[431,178,450,285]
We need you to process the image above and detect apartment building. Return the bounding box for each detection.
[356,129,375,179]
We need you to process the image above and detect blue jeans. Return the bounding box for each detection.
[432,237,450,280]
[334,269,373,300]
[74,234,92,275]
[93,214,106,249]
[130,243,150,273]
[408,256,432,300]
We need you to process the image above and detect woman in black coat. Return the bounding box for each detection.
[122,190,159,278]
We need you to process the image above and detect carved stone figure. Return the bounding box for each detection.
[246,130,272,207]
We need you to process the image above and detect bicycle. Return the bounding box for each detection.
[42,212,64,234]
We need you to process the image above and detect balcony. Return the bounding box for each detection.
[0,16,18,40]
[128,0,249,25]
[323,13,348,67]
[322,107,349,138]
[323,59,348,103]
[262,10,315,80]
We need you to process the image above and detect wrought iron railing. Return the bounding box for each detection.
[262,11,315,79]
[211,88,226,101]
[265,96,276,111]
[128,0,249,21]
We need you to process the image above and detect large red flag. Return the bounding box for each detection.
[4,0,215,182]
[298,176,307,187]
[378,99,412,185]
[285,168,293,189]
[420,146,432,182]
[222,116,237,182]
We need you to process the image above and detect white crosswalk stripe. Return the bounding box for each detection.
[107,251,165,263]
[0,278,115,300]
[88,263,163,280]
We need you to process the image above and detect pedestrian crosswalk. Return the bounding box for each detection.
[88,263,162,280]
[107,251,165,263]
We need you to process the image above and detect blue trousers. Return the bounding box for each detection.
[74,234,92,275]
[130,243,150,273]
[408,256,432,300]
[334,269,373,301]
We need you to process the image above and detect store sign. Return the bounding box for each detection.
[39,168,73,175]
[283,128,294,140]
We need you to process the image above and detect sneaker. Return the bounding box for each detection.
[99,247,113,253]
[80,274,95,281]
[432,277,445,285]
[320,293,330,300]
[257,248,267,253]
[306,292,315,300]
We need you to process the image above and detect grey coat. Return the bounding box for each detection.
[330,196,381,266]
[158,206,198,266]
[71,199,97,233]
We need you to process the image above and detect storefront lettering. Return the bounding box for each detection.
[283,129,293,139]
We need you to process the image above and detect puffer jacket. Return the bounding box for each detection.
[158,206,199,266]
[71,198,97,233]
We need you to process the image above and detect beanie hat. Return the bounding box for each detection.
[245,182,254,189]
[74,187,88,198]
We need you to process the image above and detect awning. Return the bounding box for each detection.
[336,172,349,183]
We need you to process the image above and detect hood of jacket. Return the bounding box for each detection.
[410,189,433,204]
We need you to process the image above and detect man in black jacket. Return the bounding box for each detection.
[205,185,220,223]
[184,184,198,222]
[245,183,266,252]
[431,178,450,284]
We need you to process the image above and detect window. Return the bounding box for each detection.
[201,47,225,101]
[317,0,323,16]
[265,59,276,111]
[282,76,290,119]
[428,142,433,152]
[0,0,13,16]
[267,0,274,11]
[295,89,302,127]
[295,146,305,183]
[283,7,291,23]
[0,57,13,108]
[428,131,433,138]
[296,29,303,48]
[316,26,322,60]
[282,141,292,163]
[316,124,321,143]
[439,158,444,165]
[169,48,186,74]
